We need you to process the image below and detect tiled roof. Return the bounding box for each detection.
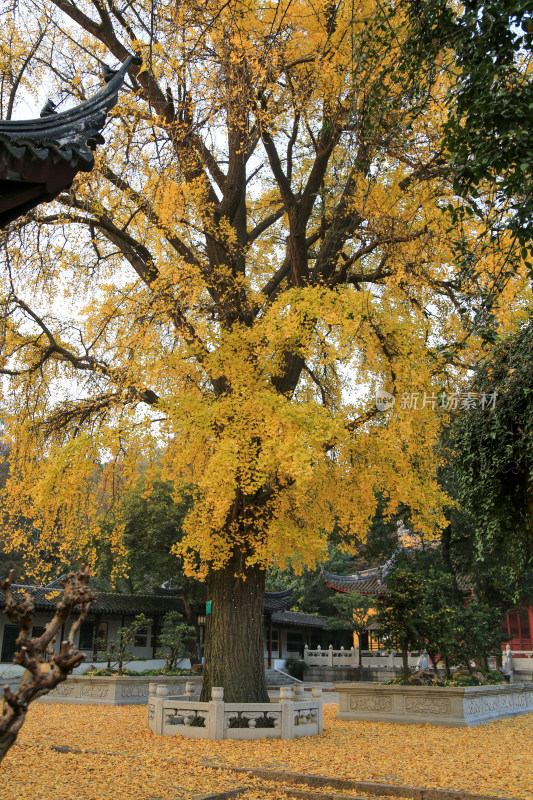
[0,584,183,617]
[271,610,328,629]
[0,583,295,618]
[0,56,136,228]
[264,587,294,613]
[321,549,472,596]
[320,564,388,596]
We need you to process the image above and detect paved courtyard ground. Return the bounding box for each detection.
[1,703,531,800]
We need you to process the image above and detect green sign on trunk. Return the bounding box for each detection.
[206,600,212,615]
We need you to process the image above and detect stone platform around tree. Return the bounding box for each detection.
[335,681,533,727]
[38,675,202,705]
[147,684,323,740]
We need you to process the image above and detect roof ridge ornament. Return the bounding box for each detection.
[40,99,57,117]
[101,63,118,83]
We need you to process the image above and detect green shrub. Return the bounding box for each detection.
[284,658,307,681]
[384,669,506,687]
[85,666,194,677]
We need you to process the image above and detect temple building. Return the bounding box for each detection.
[320,559,533,662]
[320,563,387,651]
[0,580,347,668]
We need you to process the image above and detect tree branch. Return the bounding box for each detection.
[247,206,285,245]
[0,568,96,763]
[99,166,204,270]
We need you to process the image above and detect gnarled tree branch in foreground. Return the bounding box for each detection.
[0,567,95,763]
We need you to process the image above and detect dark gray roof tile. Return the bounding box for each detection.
[271,610,327,628]
[264,587,294,613]
[320,564,388,595]
[0,56,137,228]
[0,584,182,617]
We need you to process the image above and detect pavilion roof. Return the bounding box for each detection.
[0,56,136,228]
[320,564,388,596]
[320,545,471,596]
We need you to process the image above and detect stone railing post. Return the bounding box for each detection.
[185,681,195,698]
[147,683,157,733]
[208,686,224,740]
[328,644,334,667]
[312,685,323,733]
[350,646,355,663]
[280,685,294,739]
[293,684,304,700]
[303,644,309,663]
[148,683,169,735]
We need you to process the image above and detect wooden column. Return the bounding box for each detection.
[152,616,160,659]
[267,613,273,668]
[92,613,101,661]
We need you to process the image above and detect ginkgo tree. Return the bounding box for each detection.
[0,0,528,701]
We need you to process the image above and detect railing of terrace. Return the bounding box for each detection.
[147,683,323,741]
[302,645,422,669]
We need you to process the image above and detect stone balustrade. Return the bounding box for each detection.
[147,683,323,740]
[512,651,533,668]
[303,645,422,669]
[336,682,533,727]
[358,651,421,669]
[39,675,202,705]
[303,644,356,666]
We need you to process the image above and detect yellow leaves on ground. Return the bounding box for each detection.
[1,703,532,800]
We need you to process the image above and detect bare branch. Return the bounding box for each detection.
[0,568,96,763]
[246,206,285,245]
[6,27,46,119]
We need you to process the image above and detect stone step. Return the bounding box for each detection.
[264,668,298,686]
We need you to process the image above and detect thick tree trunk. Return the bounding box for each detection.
[200,551,268,703]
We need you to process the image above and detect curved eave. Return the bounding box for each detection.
[264,586,295,613]
[0,56,136,228]
[320,564,386,596]
[265,587,294,600]
[0,56,134,147]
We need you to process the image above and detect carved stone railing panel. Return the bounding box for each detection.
[165,707,207,727]
[303,645,356,666]
[147,686,323,740]
[39,675,202,705]
[336,682,533,727]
